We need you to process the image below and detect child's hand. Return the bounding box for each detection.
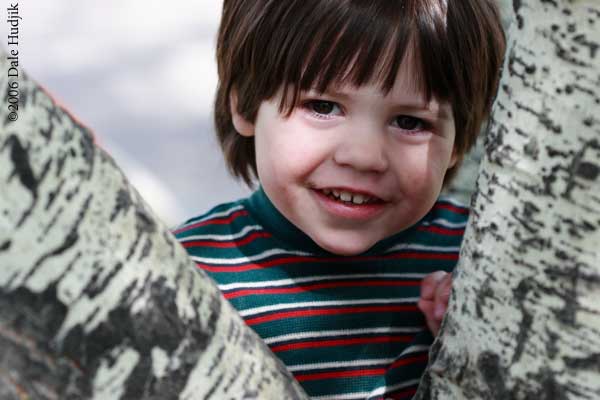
[417,271,452,336]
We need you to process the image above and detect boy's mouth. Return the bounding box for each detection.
[317,188,383,205]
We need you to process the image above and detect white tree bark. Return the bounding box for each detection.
[416,0,600,399]
[0,53,307,399]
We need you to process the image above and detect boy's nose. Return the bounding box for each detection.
[333,129,389,173]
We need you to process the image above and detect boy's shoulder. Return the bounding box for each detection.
[411,196,469,244]
[172,198,251,238]
[428,196,470,223]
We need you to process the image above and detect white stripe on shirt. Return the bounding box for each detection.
[368,378,423,398]
[264,327,422,345]
[311,379,421,400]
[218,273,427,291]
[384,243,461,253]
[178,224,264,242]
[287,358,396,372]
[191,248,312,265]
[422,218,468,229]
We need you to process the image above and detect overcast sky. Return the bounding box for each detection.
[6,0,250,225]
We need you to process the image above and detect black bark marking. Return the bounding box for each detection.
[514,101,563,134]
[509,51,538,80]
[510,205,541,235]
[24,195,92,283]
[2,135,39,227]
[573,33,599,59]
[564,353,600,371]
[576,161,599,180]
[558,263,580,326]
[546,146,571,158]
[564,140,599,199]
[55,150,68,178]
[540,0,558,7]
[478,352,509,397]
[560,216,595,240]
[138,237,153,262]
[110,188,133,222]
[43,100,65,128]
[512,279,534,364]
[549,32,592,68]
[203,372,225,400]
[27,230,79,281]
[65,185,81,202]
[513,0,524,29]
[45,178,66,210]
[513,367,568,400]
[39,118,54,142]
[41,205,64,237]
[79,134,96,180]
[0,240,10,252]
[223,361,243,394]
[206,345,227,377]
[475,277,493,319]
[83,262,124,299]
[545,330,559,359]
[125,206,157,262]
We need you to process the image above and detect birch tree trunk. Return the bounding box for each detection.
[416,1,600,399]
[0,53,307,399]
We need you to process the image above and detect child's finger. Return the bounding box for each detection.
[417,299,440,335]
[419,299,441,335]
[433,274,453,320]
[420,271,448,300]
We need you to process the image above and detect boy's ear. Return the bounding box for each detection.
[230,91,255,137]
[449,148,459,169]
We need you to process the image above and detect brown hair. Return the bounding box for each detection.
[214,0,506,187]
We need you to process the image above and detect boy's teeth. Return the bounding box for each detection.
[321,189,374,205]
[352,194,365,204]
[340,191,352,202]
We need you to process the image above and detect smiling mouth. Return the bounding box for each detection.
[317,188,384,205]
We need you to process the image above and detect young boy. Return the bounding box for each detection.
[174,1,505,398]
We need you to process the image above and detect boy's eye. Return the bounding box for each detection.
[305,100,341,116]
[393,115,425,131]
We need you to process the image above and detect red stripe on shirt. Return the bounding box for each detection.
[173,210,249,234]
[271,335,413,353]
[224,280,420,299]
[295,367,386,382]
[244,305,418,326]
[417,226,465,236]
[198,252,458,273]
[433,203,468,214]
[181,231,272,248]
[389,353,429,370]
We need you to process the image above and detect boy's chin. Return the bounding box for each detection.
[313,234,377,256]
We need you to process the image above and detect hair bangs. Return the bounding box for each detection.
[276,0,435,115]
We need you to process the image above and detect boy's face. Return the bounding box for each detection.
[233,63,457,256]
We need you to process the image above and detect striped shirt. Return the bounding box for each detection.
[174,187,468,399]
